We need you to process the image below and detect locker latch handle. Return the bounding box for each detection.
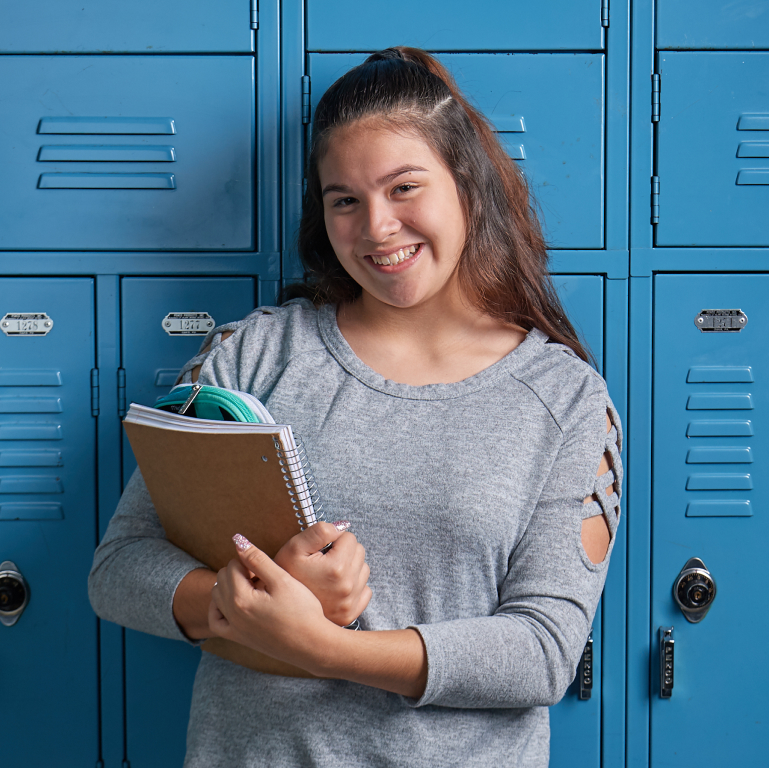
[578,628,593,700]
[660,626,674,698]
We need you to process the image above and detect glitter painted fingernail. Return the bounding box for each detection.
[233,533,252,552]
[332,520,351,532]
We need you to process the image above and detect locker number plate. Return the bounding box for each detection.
[1,313,54,336]
[162,312,215,336]
[694,309,748,332]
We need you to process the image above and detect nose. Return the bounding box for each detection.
[361,198,400,243]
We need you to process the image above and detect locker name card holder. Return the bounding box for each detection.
[162,312,215,336]
[694,309,748,332]
[1,313,54,336]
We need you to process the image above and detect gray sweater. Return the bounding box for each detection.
[89,300,622,768]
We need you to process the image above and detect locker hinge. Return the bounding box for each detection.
[651,73,660,122]
[250,0,258,30]
[117,367,127,419]
[651,175,660,224]
[90,368,100,417]
[601,0,609,27]
[302,75,311,125]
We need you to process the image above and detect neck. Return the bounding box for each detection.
[336,286,527,386]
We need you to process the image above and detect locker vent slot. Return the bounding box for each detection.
[686,447,752,464]
[0,502,63,520]
[736,170,769,185]
[38,145,176,163]
[737,114,769,131]
[0,476,64,494]
[0,424,63,441]
[0,451,62,467]
[686,474,752,490]
[155,370,182,387]
[737,142,769,158]
[686,501,752,518]
[38,173,176,190]
[37,117,176,135]
[687,366,753,383]
[686,393,753,410]
[491,116,526,132]
[0,370,62,386]
[687,420,753,437]
[0,397,62,413]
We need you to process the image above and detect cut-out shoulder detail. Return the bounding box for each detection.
[191,330,234,383]
[581,409,621,564]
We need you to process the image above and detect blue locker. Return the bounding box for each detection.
[120,276,257,767]
[307,0,605,52]
[651,274,768,765]
[0,56,255,250]
[657,0,769,49]
[308,53,605,249]
[655,52,769,247]
[549,275,605,768]
[0,278,98,768]
[0,0,254,53]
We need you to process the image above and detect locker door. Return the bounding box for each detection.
[549,275,605,768]
[657,0,769,49]
[655,52,769,247]
[308,53,605,249]
[120,276,256,768]
[0,55,254,250]
[651,275,768,765]
[0,278,98,768]
[0,0,253,53]
[307,0,604,51]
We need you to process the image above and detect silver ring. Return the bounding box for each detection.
[213,581,218,587]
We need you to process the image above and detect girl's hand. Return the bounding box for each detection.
[209,534,341,671]
[273,521,371,626]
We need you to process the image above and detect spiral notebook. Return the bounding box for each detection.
[122,388,325,677]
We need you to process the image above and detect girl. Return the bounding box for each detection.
[90,47,622,767]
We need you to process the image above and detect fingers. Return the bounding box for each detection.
[287,521,350,557]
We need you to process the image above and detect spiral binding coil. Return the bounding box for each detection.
[274,434,360,631]
[274,435,325,530]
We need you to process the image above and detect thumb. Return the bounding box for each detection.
[232,534,285,585]
[295,520,352,556]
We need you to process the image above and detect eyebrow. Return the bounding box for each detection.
[321,165,429,197]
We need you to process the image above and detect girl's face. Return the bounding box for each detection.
[319,123,467,312]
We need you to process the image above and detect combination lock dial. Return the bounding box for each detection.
[0,561,30,627]
[673,557,716,623]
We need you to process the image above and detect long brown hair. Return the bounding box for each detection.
[287,46,592,364]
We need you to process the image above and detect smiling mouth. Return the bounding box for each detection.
[368,244,421,266]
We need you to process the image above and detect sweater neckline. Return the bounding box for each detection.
[316,303,548,401]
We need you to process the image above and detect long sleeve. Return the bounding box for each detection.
[88,467,208,642]
[409,392,622,709]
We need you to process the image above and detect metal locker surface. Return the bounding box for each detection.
[651,274,767,765]
[0,278,98,768]
[308,53,605,250]
[0,0,254,53]
[120,276,256,768]
[549,275,605,768]
[0,55,254,250]
[655,52,769,247]
[307,0,604,52]
[657,0,769,50]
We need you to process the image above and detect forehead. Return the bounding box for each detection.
[318,123,445,183]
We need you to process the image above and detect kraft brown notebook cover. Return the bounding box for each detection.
[123,410,321,678]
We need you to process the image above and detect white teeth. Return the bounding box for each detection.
[370,245,420,266]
